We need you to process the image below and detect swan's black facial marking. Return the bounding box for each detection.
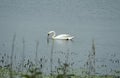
[48,34,50,36]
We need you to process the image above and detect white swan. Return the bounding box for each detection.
[48,31,74,40]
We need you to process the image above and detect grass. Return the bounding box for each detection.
[10,34,16,78]
[0,36,120,78]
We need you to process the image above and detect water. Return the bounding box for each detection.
[0,0,120,75]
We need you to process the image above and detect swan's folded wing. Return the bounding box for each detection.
[55,34,74,39]
[55,34,70,37]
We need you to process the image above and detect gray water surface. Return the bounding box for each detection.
[0,0,120,75]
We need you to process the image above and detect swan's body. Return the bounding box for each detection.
[48,31,74,40]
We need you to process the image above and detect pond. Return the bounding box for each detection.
[0,0,120,76]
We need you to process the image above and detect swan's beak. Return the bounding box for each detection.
[48,34,50,36]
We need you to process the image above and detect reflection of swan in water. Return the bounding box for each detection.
[48,31,74,40]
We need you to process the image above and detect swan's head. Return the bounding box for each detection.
[48,31,55,36]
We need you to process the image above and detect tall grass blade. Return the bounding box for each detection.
[10,34,16,78]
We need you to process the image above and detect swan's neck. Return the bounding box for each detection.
[52,31,56,39]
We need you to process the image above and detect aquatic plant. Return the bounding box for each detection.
[10,34,16,78]
[0,35,120,78]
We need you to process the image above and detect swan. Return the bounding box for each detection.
[48,31,74,40]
